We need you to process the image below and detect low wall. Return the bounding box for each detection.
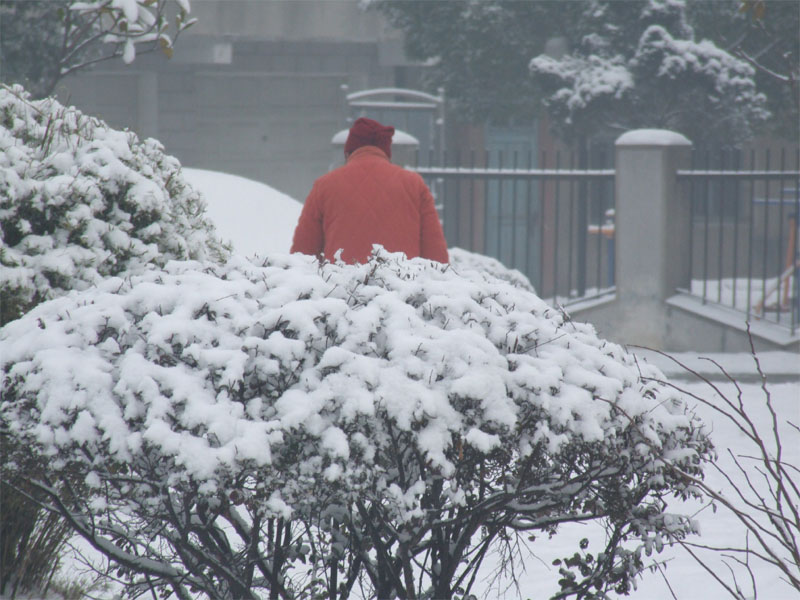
[569,294,799,353]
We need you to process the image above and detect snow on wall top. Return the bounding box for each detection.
[616,129,692,146]
[331,128,419,146]
[182,168,302,257]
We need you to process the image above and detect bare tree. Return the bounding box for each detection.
[638,327,799,599]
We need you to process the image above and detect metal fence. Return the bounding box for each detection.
[678,147,800,334]
[413,148,615,305]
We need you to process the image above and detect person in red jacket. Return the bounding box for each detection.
[291,117,449,264]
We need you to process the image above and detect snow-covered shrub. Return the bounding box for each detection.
[0,84,227,325]
[449,246,535,292]
[0,250,712,599]
[0,83,226,597]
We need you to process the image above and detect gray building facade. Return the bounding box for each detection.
[56,0,417,200]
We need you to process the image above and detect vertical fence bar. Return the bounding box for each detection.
[484,149,490,265]
[717,149,725,304]
[497,150,504,260]
[776,148,786,325]
[702,149,711,303]
[454,149,461,249]
[525,150,533,283]
[553,151,561,301]
[746,150,756,322]
[540,150,547,297]
[469,150,475,253]
[595,173,603,293]
[732,149,741,311]
[762,149,771,316]
[567,150,575,301]
[442,148,451,245]
[577,143,588,297]
[595,146,604,291]
[687,150,695,291]
[793,148,799,335]
[607,173,613,289]
[512,151,519,269]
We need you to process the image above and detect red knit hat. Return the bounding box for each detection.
[344,117,394,158]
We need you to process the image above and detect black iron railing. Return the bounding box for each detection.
[413,149,615,306]
[678,147,800,334]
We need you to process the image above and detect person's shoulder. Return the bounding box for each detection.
[387,161,422,179]
[395,164,427,187]
[312,164,347,188]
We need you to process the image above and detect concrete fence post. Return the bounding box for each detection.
[613,129,693,347]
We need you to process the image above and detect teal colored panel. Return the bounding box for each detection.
[485,125,541,284]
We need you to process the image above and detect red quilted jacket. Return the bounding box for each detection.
[290,146,449,264]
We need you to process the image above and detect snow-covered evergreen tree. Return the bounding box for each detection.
[1,250,713,599]
[689,0,799,142]
[0,84,227,326]
[529,0,769,143]
[374,0,770,144]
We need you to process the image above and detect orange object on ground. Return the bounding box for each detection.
[291,145,449,264]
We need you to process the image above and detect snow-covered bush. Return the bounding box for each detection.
[449,246,535,292]
[0,84,227,325]
[0,250,712,599]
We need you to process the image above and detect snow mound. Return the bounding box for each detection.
[0,84,227,325]
[182,168,302,257]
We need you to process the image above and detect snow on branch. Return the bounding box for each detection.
[0,85,228,326]
[65,0,196,68]
[1,249,713,598]
[530,53,634,119]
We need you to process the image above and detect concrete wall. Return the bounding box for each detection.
[55,0,411,201]
[569,130,800,353]
[189,0,397,43]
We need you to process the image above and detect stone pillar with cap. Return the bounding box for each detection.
[612,129,693,346]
